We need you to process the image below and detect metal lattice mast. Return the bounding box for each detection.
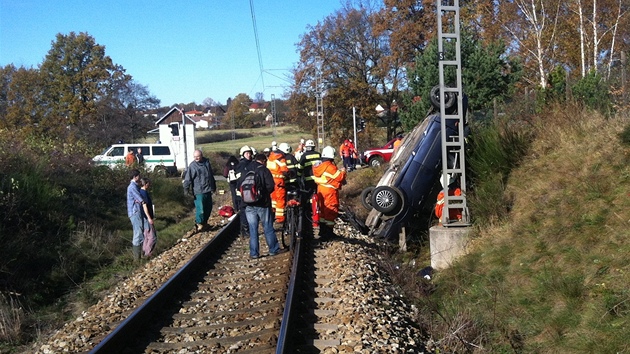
[315,62,325,151]
[271,94,277,137]
[438,0,469,226]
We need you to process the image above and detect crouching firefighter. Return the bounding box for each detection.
[312,146,347,239]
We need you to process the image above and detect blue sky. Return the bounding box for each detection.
[0,0,344,106]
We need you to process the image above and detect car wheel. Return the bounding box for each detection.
[430,85,456,110]
[371,186,402,216]
[360,187,375,210]
[369,156,384,167]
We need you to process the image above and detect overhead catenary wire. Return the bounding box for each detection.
[249,0,265,92]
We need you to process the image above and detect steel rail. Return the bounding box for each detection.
[275,234,302,353]
[89,214,240,353]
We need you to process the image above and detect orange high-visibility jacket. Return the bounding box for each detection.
[435,187,462,222]
[312,160,347,224]
[125,151,135,166]
[267,151,289,222]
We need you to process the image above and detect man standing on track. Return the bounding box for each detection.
[267,143,289,226]
[182,149,217,232]
[238,153,283,259]
[312,146,347,239]
[235,146,254,237]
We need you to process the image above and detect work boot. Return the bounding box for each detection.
[132,245,142,261]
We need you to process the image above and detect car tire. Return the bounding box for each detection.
[369,156,384,167]
[360,187,375,210]
[430,85,456,110]
[371,186,403,216]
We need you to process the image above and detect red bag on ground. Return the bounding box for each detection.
[219,205,235,218]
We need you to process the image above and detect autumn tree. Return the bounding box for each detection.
[291,3,404,146]
[225,93,254,129]
[0,65,45,137]
[38,32,132,141]
[372,0,436,66]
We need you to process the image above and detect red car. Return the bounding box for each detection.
[361,137,399,167]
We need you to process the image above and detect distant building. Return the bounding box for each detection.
[248,102,269,114]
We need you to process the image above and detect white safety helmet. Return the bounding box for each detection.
[305,139,315,147]
[321,146,336,159]
[279,142,291,154]
[300,138,305,144]
[239,145,252,157]
[263,147,270,152]
[251,147,257,155]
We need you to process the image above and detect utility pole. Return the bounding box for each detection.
[352,107,358,154]
[271,94,277,137]
[437,0,469,226]
[231,111,235,140]
[315,61,325,151]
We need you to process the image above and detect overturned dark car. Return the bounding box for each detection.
[362,90,468,240]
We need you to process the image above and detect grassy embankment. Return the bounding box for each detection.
[342,104,630,353]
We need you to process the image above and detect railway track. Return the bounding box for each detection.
[89,215,302,353]
[36,213,426,353]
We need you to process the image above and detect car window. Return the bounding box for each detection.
[152,146,171,156]
[137,146,149,155]
[110,147,125,157]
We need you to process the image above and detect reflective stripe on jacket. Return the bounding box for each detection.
[312,160,346,190]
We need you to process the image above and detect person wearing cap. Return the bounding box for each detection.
[234,145,254,237]
[312,146,346,239]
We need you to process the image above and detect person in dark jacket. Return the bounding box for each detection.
[298,139,321,195]
[135,147,145,166]
[237,153,282,259]
[223,155,239,209]
[235,145,254,237]
[182,149,217,231]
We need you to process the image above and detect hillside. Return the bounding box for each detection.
[399,108,630,353]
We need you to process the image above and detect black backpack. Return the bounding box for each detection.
[240,170,261,203]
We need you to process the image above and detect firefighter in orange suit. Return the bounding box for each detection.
[312,146,347,238]
[267,143,290,224]
[435,176,462,224]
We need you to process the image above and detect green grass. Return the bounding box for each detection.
[195,125,313,155]
[366,106,630,353]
